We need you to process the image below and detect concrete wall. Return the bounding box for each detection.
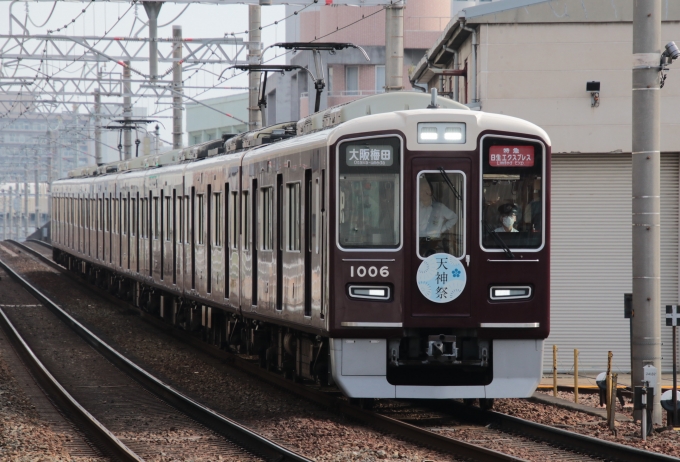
[472,22,680,154]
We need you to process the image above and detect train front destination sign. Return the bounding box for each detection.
[489,145,535,167]
[345,145,394,167]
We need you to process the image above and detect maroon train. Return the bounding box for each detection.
[52,91,550,404]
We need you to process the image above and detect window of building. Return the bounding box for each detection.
[375,65,385,93]
[346,66,359,95]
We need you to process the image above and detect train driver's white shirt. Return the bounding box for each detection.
[419,201,458,238]
[493,227,519,233]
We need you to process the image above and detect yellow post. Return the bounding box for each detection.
[609,373,618,434]
[606,351,613,422]
[553,344,558,397]
[574,349,579,404]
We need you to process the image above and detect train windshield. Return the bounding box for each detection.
[338,137,401,249]
[481,139,544,250]
[417,171,465,258]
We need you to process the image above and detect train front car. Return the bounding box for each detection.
[327,106,550,401]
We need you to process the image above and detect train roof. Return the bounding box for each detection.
[63,91,549,180]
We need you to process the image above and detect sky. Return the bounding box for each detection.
[0,1,297,150]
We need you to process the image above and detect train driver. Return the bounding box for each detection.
[494,203,520,232]
[419,179,458,255]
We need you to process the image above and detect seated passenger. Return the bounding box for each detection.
[494,203,519,232]
[419,180,458,255]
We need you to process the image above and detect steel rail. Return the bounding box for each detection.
[0,261,142,462]
[0,247,310,462]
[439,401,680,462]
[14,240,680,461]
[11,241,524,462]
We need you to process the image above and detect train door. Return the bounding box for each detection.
[152,188,162,282]
[193,174,207,295]
[104,192,110,264]
[407,158,471,318]
[209,176,225,303]
[227,169,240,306]
[122,191,129,271]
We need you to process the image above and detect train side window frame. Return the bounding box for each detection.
[261,187,273,251]
[286,182,301,252]
[177,196,183,243]
[231,191,239,250]
[104,198,109,232]
[165,195,172,242]
[242,190,250,251]
[213,191,222,247]
[130,198,136,236]
[197,193,205,245]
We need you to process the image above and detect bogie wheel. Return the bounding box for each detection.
[480,398,494,411]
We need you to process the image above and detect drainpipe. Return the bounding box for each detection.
[445,46,460,102]
[462,21,477,104]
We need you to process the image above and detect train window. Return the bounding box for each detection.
[104,198,109,232]
[338,137,401,249]
[481,138,544,251]
[131,198,136,236]
[231,191,238,249]
[261,187,273,250]
[122,198,127,235]
[417,171,465,259]
[197,194,204,245]
[213,192,222,247]
[177,197,183,243]
[153,197,159,240]
[165,196,172,241]
[243,191,250,250]
[98,199,102,231]
[286,183,300,251]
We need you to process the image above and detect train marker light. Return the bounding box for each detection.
[490,286,532,300]
[348,285,390,301]
[417,123,466,144]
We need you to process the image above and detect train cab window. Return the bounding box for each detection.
[417,171,465,259]
[481,138,544,251]
[338,137,401,249]
[261,187,273,250]
[197,194,204,245]
[286,183,300,251]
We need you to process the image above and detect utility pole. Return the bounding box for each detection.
[248,5,262,130]
[385,1,405,92]
[9,186,13,240]
[172,25,183,149]
[143,2,162,83]
[34,153,40,231]
[632,0,663,424]
[47,154,52,226]
[155,124,160,156]
[123,61,132,160]
[23,166,28,239]
[94,86,102,165]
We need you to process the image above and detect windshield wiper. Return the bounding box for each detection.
[437,167,462,201]
[484,222,515,259]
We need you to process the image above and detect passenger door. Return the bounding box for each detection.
[407,158,471,318]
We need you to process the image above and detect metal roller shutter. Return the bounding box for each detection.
[547,154,679,374]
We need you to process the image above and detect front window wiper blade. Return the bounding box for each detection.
[438,166,462,201]
[484,222,515,259]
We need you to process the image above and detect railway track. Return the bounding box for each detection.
[9,239,680,462]
[0,245,311,462]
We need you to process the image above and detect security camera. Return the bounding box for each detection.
[664,41,680,62]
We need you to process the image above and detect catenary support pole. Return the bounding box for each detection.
[9,186,13,240]
[123,61,132,160]
[34,154,39,231]
[143,2,162,83]
[172,25,183,149]
[47,155,52,225]
[385,1,404,92]
[94,87,102,165]
[23,165,28,239]
[248,5,262,130]
[2,191,6,241]
[632,0,662,424]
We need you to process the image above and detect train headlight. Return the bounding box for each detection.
[418,123,466,144]
[348,285,391,301]
[490,286,532,301]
